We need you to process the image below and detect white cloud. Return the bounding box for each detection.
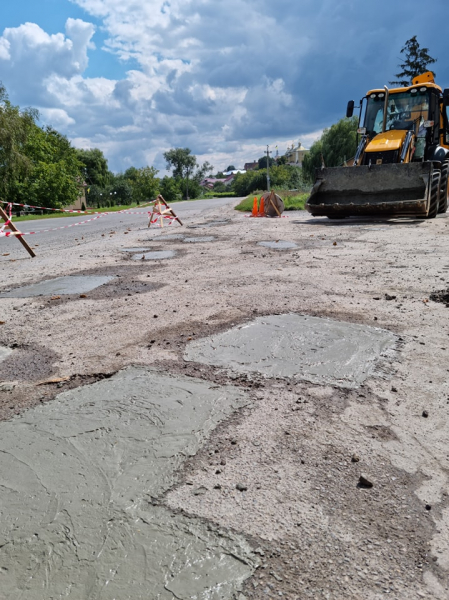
[1,0,446,172]
[39,108,76,129]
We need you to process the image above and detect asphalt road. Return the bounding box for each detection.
[0,197,239,258]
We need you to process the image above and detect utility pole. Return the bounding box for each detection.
[266,145,271,192]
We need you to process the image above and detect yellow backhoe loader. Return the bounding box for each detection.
[306,72,449,219]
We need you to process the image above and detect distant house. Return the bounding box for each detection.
[200,172,244,189]
[64,179,87,211]
[244,161,258,171]
[285,142,309,167]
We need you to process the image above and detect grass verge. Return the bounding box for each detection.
[234,191,309,212]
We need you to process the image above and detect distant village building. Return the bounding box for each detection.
[285,142,309,167]
[64,179,87,211]
[244,161,258,171]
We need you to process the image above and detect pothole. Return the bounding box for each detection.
[183,236,216,243]
[184,314,398,388]
[430,288,449,307]
[0,275,115,298]
[131,250,176,260]
[0,366,256,598]
[258,240,298,250]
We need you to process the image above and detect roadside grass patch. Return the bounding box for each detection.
[234,190,309,212]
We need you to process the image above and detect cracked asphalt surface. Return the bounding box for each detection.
[1,197,449,599]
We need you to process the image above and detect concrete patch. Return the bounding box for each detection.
[121,247,151,252]
[258,240,298,250]
[131,250,176,260]
[184,314,397,388]
[153,234,186,241]
[183,236,216,243]
[0,346,12,363]
[0,275,115,298]
[188,219,231,229]
[0,367,256,598]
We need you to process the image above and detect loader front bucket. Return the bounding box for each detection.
[305,162,433,218]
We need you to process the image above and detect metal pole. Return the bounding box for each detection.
[266,145,270,192]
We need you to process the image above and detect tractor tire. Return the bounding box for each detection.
[426,169,441,219]
[438,159,449,214]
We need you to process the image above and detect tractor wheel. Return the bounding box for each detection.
[438,159,449,214]
[426,169,441,219]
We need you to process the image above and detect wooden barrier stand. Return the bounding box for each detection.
[0,205,35,258]
[148,195,183,228]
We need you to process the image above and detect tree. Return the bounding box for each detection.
[390,36,437,86]
[163,148,213,199]
[0,83,37,202]
[130,166,159,203]
[159,176,182,203]
[16,125,83,208]
[302,117,358,182]
[213,181,227,193]
[225,165,236,171]
[257,155,275,170]
[76,148,111,188]
[111,180,133,205]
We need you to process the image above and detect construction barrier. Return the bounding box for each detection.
[0,199,161,258]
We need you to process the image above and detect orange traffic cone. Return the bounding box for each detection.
[251,196,258,217]
[258,196,265,217]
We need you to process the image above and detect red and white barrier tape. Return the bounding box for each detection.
[0,199,153,215]
[0,212,110,237]
[0,203,12,233]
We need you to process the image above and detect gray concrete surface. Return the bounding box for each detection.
[0,345,12,362]
[183,236,216,243]
[185,314,398,388]
[131,250,176,260]
[258,240,298,250]
[0,275,114,297]
[0,366,256,599]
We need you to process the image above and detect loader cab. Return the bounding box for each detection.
[363,88,431,138]
[360,84,443,161]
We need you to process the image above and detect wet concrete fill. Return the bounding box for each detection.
[0,275,114,298]
[0,345,12,363]
[121,247,151,252]
[185,314,397,388]
[258,240,298,250]
[153,234,186,241]
[0,367,255,599]
[183,236,216,243]
[131,250,176,260]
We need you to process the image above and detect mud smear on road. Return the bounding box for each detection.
[0,275,115,298]
[0,366,257,599]
[0,343,57,382]
[430,288,449,307]
[184,314,397,388]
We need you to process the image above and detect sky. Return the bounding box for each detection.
[0,0,449,174]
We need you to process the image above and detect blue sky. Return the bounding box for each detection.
[0,0,448,173]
